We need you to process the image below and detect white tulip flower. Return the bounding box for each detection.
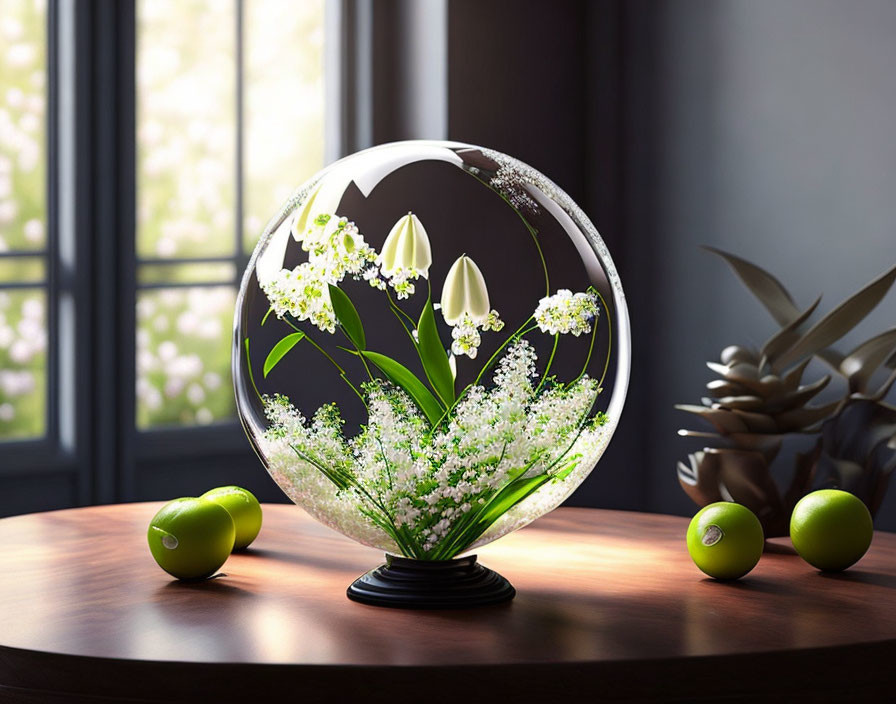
[440,255,504,358]
[379,212,432,278]
[290,182,324,242]
[440,255,490,325]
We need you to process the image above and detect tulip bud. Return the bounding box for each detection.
[379,212,432,278]
[440,255,491,326]
[291,182,324,242]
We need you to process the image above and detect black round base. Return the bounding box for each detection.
[347,554,515,609]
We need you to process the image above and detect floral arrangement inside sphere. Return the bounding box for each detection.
[246,173,614,561]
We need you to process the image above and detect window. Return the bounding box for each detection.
[1,0,338,511]
[135,0,325,428]
[0,0,49,441]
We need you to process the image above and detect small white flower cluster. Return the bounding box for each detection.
[298,214,378,283]
[262,214,378,333]
[490,166,540,215]
[534,289,600,336]
[258,340,607,558]
[381,266,419,300]
[450,310,504,359]
[261,261,337,333]
[362,266,387,291]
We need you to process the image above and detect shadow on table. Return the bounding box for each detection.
[236,546,365,573]
[158,575,254,598]
[698,577,789,595]
[818,569,896,591]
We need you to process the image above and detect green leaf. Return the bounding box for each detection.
[263,332,305,378]
[554,457,582,482]
[774,262,896,370]
[329,284,366,350]
[431,460,554,559]
[457,474,552,552]
[416,299,455,405]
[360,350,445,425]
[243,337,262,401]
[703,246,802,327]
[261,306,274,326]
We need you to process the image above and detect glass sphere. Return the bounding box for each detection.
[234,140,630,559]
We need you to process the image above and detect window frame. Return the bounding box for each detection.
[1,0,371,506]
[132,0,341,458]
[0,0,69,475]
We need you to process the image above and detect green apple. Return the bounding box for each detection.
[790,489,873,571]
[147,497,235,580]
[201,486,263,550]
[687,502,764,580]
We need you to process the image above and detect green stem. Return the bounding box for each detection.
[430,319,538,433]
[291,440,412,553]
[473,317,537,388]
[281,317,367,407]
[594,289,612,390]
[341,326,375,382]
[535,334,559,394]
[385,287,418,330]
[290,445,414,556]
[570,318,598,388]
[243,338,263,403]
[282,317,344,372]
[568,288,613,390]
[465,170,550,296]
[384,287,419,350]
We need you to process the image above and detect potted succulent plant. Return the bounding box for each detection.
[677,247,896,538]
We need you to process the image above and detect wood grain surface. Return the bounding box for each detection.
[1,503,894,703]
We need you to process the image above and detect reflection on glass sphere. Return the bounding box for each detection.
[234,140,630,560]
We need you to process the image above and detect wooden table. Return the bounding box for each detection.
[1,504,894,703]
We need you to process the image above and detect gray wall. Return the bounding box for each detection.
[445,0,896,528]
[621,0,896,528]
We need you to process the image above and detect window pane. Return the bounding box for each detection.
[243,0,325,252]
[136,286,235,428]
[0,0,46,253]
[136,0,236,259]
[0,255,44,283]
[0,0,47,442]
[135,0,326,431]
[0,289,46,438]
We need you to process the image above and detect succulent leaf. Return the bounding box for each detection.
[840,327,896,393]
[774,262,896,370]
[761,295,822,371]
[702,246,801,327]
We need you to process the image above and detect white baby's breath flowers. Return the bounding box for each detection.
[534,289,600,336]
[363,265,386,290]
[258,340,606,558]
[384,267,417,300]
[449,310,504,359]
[261,261,336,334]
[450,314,481,359]
[263,213,378,333]
[300,214,378,282]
